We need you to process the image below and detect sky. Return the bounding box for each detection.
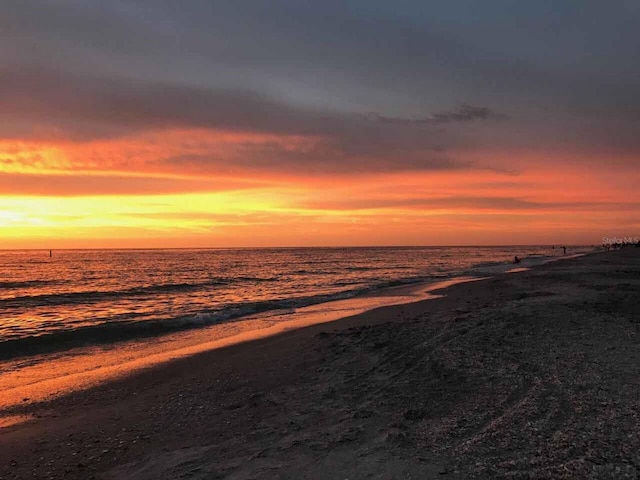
[1,0,638,248]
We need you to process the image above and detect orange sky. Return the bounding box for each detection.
[1,131,637,248]
[2,2,639,248]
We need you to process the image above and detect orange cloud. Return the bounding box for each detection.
[0,128,637,248]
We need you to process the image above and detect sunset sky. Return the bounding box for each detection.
[1,0,638,248]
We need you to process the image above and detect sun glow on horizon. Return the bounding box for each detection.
[0,132,638,249]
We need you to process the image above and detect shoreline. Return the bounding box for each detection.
[0,251,589,419]
[3,248,637,479]
[0,248,589,363]
[0,276,482,418]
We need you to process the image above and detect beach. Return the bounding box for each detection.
[1,248,638,479]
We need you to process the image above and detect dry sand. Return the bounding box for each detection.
[0,248,638,479]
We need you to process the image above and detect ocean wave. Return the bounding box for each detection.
[0,279,235,308]
[0,275,447,360]
[0,253,550,361]
[0,294,340,359]
[291,269,337,275]
[0,279,61,290]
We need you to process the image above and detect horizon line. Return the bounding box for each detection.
[0,244,596,252]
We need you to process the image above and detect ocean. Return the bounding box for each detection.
[0,246,593,360]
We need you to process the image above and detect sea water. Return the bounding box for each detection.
[0,246,593,360]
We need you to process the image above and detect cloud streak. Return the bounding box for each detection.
[0,68,503,138]
[301,196,640,213]
[0,172,256,196]
[366,105,507,125]
[0,67,510,175]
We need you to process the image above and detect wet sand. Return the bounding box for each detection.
[1,249,639,479]
[0,277,476,415]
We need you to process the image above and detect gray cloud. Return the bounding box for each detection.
[0,172,253,196]
[0,66,504,173]
[4,0,640,115]
[366,105,507,125]
[302,196,640,212]
[1,0,640,171]
[0,67,505,138]
[157,147,462,176]
[0,67,329,139]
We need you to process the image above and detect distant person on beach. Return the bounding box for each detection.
[563,246,566,255]
[513,256,521,264]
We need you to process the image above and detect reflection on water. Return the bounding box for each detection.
[0,246,595,425]
[0,246,592,357]
[0,277,475,425]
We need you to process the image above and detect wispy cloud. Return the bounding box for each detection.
[364,105,507,125]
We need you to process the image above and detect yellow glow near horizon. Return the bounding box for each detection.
[0,191,290,239]
[0,141,71,174]
[0,133,638,249]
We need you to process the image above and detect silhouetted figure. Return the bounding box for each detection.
[562,246,566,255]
[514,255,521,264]
[49,250,52,258]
